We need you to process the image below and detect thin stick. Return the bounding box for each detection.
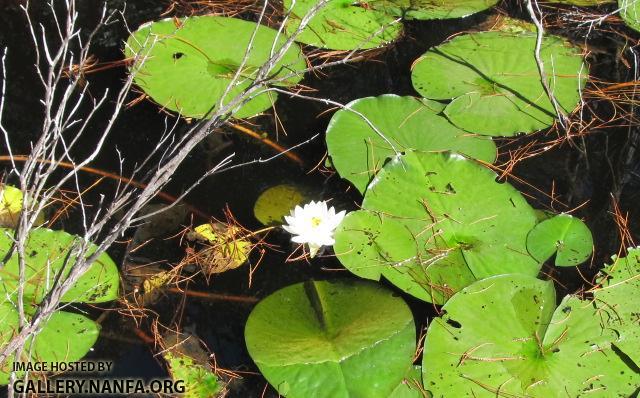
[166,287,258,304]
[0,155,211,220]
[525,0,570,129]
[228,122,304,165]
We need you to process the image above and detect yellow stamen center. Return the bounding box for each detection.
[311,217,322,227]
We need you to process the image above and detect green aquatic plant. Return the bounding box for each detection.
[159,331,225,397]
[0,185,24,228]
[526,213,593,266]
[0,185,44,228]
[0,228,119,384]
[551,0,613,4]
[411,31,588,135]
[164,352,221,398]
[283,0,402,50]
[619,0,640,32]
[389,366,424,398]
[333,151,540,304]
[593,248,640,366]
[125,16,306,119]
[325,95,496,193]
[253,184,307,226]
[369,0,499,20]
[422,274,640,397]
[0,305,100,384]
[0,228,119,303]
[245,280,417,398]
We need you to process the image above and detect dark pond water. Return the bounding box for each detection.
[1,0,639,397]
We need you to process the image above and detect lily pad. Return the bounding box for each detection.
[389,366,426,398]
[593,248,640,367]
[422,274,640,397]
[0,303,100,384]
[553,0,613,4]
[189,223,251,274]
[253,184,306,226]
[370,0,499,20]
[283,0,402,50]
[326,95,497,193]
[411,31,588,136]
[334,210,477,304]
[526,213,593,266]
[125,16,305,119]
[0,185,45,228]
[161,333,223,398]
[245,280,416,398]
[619,0,640,32]
[334,151,540,304]
[164,352,222,398]
[0,185,23,228]
[0,228,119,304]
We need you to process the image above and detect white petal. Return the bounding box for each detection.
[291,235,307,244]
[328,206,336,218]
[308,243,321,258]
[312,236,334,246]
[325,210,346,230]
[282,224,297,234]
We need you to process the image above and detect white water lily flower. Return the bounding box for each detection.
[282,200,346,258]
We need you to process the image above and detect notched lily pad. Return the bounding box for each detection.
[125,16,306,119]
[283,0,402,50]
[411,31,588,136]
[0,303,100,385]
[370,0,499,20]
[389,366,426,398]
[326,95,496,193]
[161,332,224,398]
[0,228,119,304]
[423,274,640,397]
[245,280,416,398]
[335,151,540,304]
[253,184,307,226]
[0,185,45,228]
[619,0,640,32]
[0,185,24,228]
[526,213,593,266]
[593,248,640,367]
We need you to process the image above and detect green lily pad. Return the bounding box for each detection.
[526,213,593,266]
[245,280,416,398]
[283,0,402,50]
[164,352,222,398]
[389,366,427,398]
[593,248,640,367]
[125,16,305,119]
[0,228,120,304]
[423,274,640,397]
[334,210,477,304]
[619,0,640,31]
[0,302,19,384]
[552,0,613,4]
[0,303,100,384]
[0,185,24,228]
[0,185,45,228]
[411,31,588,136]
[369,0,499,20]
[334,151,540,304]
[253,184,307,226]
[326,95,496,193]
